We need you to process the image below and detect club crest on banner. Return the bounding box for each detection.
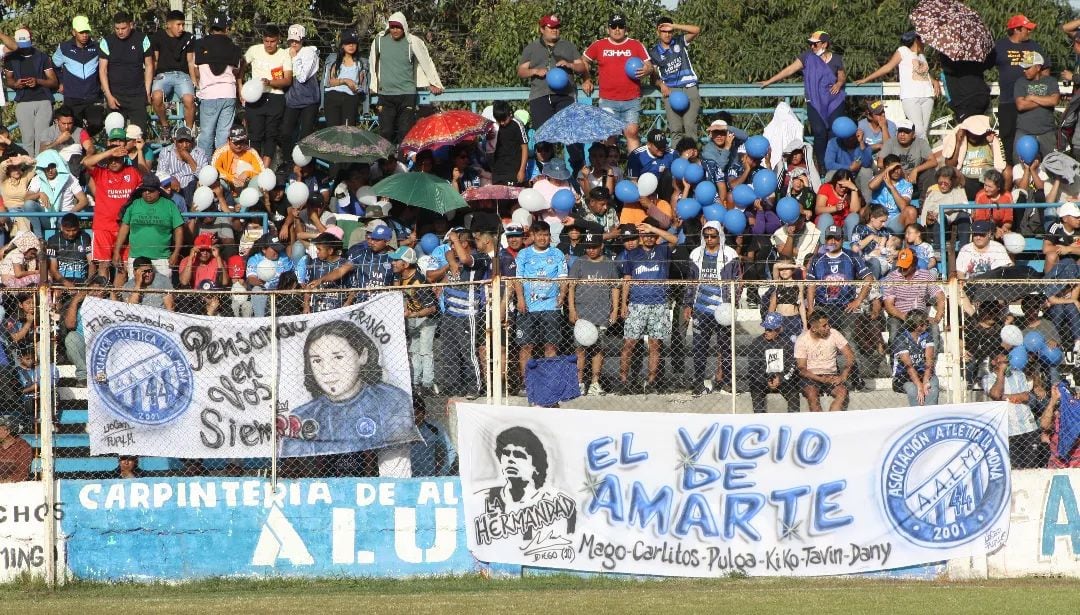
[90,326,194,425]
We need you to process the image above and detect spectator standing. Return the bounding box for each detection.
[281,24,321,161]
[490,101,528,185]
[369,12,444,144]
[882,248,946,345]
[568,228,619,395]
[191,14,242,153]
[685,220,741,396]
[62,276,107,386]
[514,221,568,384]
[618,219,677,393]
[99,11,152,133]
[438,228,491,399]
[244,25,292,167]
[391,246,438,395]
[46,213,91,287]
[956,220,1012,279]
[149,10,196,137]
[582,14,651,151]
[113,173,183,282]
[1041,383,1080,469]
[748,312,801,413]
[304,232,348,313]
[0,415,32,483]
[1014,52,1060,160]
[649,18,701,141]
[892,309,939,406]
[323,31,366,127]
[795,309,856,412]
[855,32,940,139]
[991,14,1043,165]
[82,132,141,278]
[4,28,58,156]
[518,14,589,172]
[983,351,1043,468]
[307,224,395,302]
[53,16,104,133]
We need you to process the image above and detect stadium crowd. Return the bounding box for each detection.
[3,8,1080,481]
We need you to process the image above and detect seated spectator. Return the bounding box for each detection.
[0,126,29,162]
[63,277,109,386]
[869,154,917,234]
[878,119,936,198]
[785,168,817,220]
[0,415,32,483]
[156,126,208,204]
[972,169,1013,238]
[771,215,821,268]
[627,129,675,179]
[38,106,94,168]
[178,233,229,315]
[775,139,821,196]
[46,213,92,287]
[0,231,40,288]
[579,142,621,193]
[882,248,946,345]
[14,344,56,420]
[1042,201,1080,274]
[122,256,174,310]
[795,309,856,412]
[747,311,801,413]
[857,100,896,154]
[903,223,937,270]
[0,155,39,236]
[1,294,36,365]
[850,205,893,279]
[245,235,294,317]
[531,159,575,207]
[955,220,1012,279]
[920,166,969,243]
[823,129,873,196]
[27,151,88,214]
[814,168,862,238]
[891,309,939,406]
[939,114,1006,200]
[768,259,806,338]
[212,126,265,190]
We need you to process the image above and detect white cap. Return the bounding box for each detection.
[1059,202,1080,219]
[287,24,306,41]
[708,119,729,132]
[125,124,143,140]
[895,119,915,132]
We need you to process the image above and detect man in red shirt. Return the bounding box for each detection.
[83,127,140,279]
[0,415,32,483]
[582,14,651,151]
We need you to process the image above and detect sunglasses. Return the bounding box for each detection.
[711,131,728,137]
[702,233,720,238]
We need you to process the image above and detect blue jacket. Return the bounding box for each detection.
[52,38,102,102]
[824,138,873,173]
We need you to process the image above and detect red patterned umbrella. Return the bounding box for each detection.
[400,110,491,153]
[463,184,523,202]
[909,0,992,62]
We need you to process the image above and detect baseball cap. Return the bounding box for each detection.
[583,229,604,247]
[895,119,915,132]
[539,14,561,28]
[824,224,843,239]
[868,100,886,115]
[896,248,915,269]
[618,223,638,240]
[541,160,571,181]
[194,233,214,249]
[504,224,525,238]
[227,255,245,279]
[172,126,194,142]
[971,220,994,235]
[125,124,143,140]
[1019,51,1045,68]
[340,30,359,45]
[369,224,393,241]
[1059,202,1080,219]
[609,14,627,28]
[229,126,249,143]
[808,30,831,43]
[1007,14,1036,30]
[762,312,784,331]
[107,127,127,140]
[647,129,668,148]
[209,14,229,30]
[72,16,92,33]
[389,246,417,264]
[13,29,31,48]
[287,24,306,41]
[588,186,611,201]
[708,119,729,132]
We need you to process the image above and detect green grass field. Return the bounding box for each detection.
[2,575,1078,614]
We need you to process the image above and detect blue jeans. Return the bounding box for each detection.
[599,98,641,126]
[10,200,45,236]
[1048,303,1080,345]
[903,375,940,406]
[814,212,861,241]
[198,97,236,153]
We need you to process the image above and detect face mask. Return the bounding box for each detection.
[814,48,826,57]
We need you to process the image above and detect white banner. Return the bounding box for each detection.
[0,482,50,581]
[83,294,419,458]
[982,469,1080,578]
[458,402,1011,577]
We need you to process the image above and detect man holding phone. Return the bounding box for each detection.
[3,28,59,155]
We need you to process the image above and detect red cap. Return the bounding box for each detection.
[1006,15,1036,30]
[539,14,561,29]
[194,233,214,250]
[227,255,246,279]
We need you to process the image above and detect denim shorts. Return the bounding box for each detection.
[152,71,196,99]
[599,98,641,126]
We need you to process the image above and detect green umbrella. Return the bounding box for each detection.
[297,126,395,163]
[372,172,468,215]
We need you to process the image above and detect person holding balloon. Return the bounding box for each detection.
[648,17,701,142]
[568,229,620,396]
[684,220,741,396]
[1014,52,1060,162]
[984,345,1046,469]
[582,14,652,151]
[823,118,873,198]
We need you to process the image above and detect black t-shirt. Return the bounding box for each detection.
[490,119,528,183]
[1047,222,1080,249]
[46,231,92,281]
[3,48,55,103]
[151,30,194,75]
[192,33,242,76]
[746,334,797,382]
[991,38,1043,108]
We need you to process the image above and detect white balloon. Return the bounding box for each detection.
[238,187,262,209]
[256,259,278,282]
[1000,324,1024,348]
[192,186,215,211]
[292,145,312,167]
[256,169,277,192]
[197,166,219,187]
[286,182,310,207]
[713,303,734,324]
[574,319,600,347]
[355,186,378,207]
[518,188,547,213]
[241,79,264,104]
[104,112,126,132]
[1002,232,1025,254]
[511,208,533,228]
[637,172,659,197]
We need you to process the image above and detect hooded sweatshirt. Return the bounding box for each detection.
[368,12,444,95]
[29,150,79,211]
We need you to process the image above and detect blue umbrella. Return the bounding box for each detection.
[535,103,627,145]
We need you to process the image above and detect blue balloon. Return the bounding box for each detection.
[1041,345,1064,366]
[671,157,689,180]
[615,179,639,203]
[1009,346,1029,371]
[732,184,757,209]
[624,57,644,79]
[832,116,857,139]
[669,91,690,113]
[676,198,702,220]
[551,189,576,214]
[723,209,747,235]
[703,205,725,222]
[777,196,801,224]
[752,169,778,200]
[1023,330,1046,353]
[694,181,717,206]
[683,163,705,185]
[545,67,569,91]
[1016,135,1039,165]
[419,233,441,255]
[744,135,770,160]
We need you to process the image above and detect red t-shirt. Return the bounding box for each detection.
[818,183,853,222]
[973,190,1014,227]
[88,163,141,231]
[180,255,222,289]
[584,38,649,101]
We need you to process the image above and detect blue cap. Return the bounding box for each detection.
[369,224,393,241]
[762,312,784,331]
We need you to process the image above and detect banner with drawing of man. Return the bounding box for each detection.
[82,294,418,458]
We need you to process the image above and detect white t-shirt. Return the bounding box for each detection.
[920,185,968,225]
[954,240,1012,278]
[244,46,292,95]
[28,175,84,212]
[897,46,934,100]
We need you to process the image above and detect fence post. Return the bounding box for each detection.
[38,285,57,587]
[946,277,965,404]
[730,280,737,415]
[490,278,503,405]
[270,293,279,487]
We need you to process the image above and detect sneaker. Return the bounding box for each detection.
[693,382,714,397]
[517,388,527,397]
[642,381,659,395]
[579,382,587,396]
[587,382,604,396]
[430,383,440,396]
